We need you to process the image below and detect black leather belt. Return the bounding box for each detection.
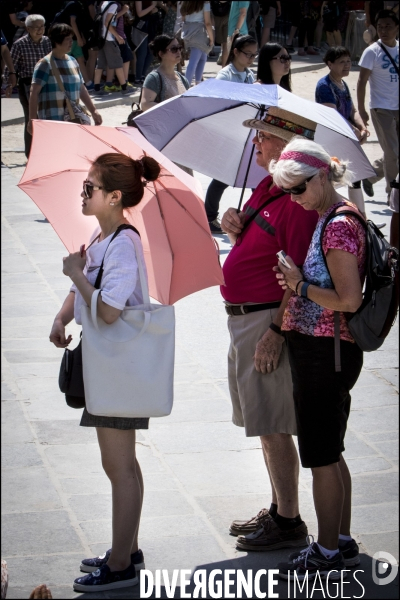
[225,301,281,316]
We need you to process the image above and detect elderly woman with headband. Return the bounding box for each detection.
[269,138,367,581]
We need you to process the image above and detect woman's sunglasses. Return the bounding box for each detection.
[271,55,292,63]
[83,180,103,198]
[167,45,183,54]
[239,49,259,60]
[280,174,316,195]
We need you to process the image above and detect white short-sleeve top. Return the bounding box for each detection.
[72,227,148,325]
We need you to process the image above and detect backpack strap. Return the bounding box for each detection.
[157,70,163,102]
[94,224,140,289]
[319,204,367,372]
[377,41,399,75]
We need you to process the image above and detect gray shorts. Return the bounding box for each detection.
[227,307,297,437]
[96,40,123,70]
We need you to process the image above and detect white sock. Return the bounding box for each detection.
[339,534,352,544]
[317,542,340,559]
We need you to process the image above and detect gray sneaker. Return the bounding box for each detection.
[209,218,225,235]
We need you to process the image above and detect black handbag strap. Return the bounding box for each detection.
[94,224,140,289]
[236,190,285,243]
[377,41,399,75]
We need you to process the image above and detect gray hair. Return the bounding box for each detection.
[269,137,354,189]
[25,14,45,27]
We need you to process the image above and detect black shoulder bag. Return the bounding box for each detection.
[59,224,140,408]
[123,72,163,127]
[377,42,399,75]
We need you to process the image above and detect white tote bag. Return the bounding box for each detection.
[81,234,175,418]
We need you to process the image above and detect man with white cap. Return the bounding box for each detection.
[221,107,318,551]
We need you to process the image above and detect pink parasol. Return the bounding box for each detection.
[18,120,224,305]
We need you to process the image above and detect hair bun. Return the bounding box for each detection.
[139,156,161,182]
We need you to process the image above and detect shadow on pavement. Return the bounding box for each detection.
[71,553,398,599]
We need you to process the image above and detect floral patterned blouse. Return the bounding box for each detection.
[282,201,367,342]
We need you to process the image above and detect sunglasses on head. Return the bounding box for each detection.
[271,55,292,63]
[167,45,183,53]
[83,180,103,198]
[280,174,316,195]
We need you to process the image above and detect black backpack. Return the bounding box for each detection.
[320,205,399,364]
[86,1,118,49]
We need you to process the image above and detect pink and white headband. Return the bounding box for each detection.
[278,151,330,172]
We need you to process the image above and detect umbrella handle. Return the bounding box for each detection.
[237,142,256,212]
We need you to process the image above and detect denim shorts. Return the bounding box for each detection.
[285,330,363,468]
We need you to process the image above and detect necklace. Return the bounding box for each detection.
[158,68,178,80]
[99,219,127,242]
[329,73,344,89]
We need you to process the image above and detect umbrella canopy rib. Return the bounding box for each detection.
[156,179,213,236]
[137,102,254,153]
[20,168,88,186]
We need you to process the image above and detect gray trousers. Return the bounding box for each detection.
[370,108,399,197]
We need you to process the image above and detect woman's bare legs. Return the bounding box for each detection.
[311,460,345,549]
[86,48,98,81]
[338,454,352,536]
[96,427,143,571]
[130,458,144,554]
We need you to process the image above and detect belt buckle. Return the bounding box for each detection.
[240,305,247,315]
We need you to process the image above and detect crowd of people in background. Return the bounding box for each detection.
[0,1,398,228]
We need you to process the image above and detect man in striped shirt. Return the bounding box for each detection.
[6,13,51,156]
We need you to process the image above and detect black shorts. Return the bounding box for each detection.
[285,330,363,469]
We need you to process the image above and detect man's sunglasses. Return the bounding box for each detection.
[280,174,316,195]
[271,55,292,63]
[167,45,183,54]
[239,49,259,60]
[83,180,103,198]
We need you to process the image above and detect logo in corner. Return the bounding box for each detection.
[372,551,398,586]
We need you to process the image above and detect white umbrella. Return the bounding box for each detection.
[119,80,375,192]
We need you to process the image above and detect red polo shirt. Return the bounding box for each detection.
[221,176,318,304]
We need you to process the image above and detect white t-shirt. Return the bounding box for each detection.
[184,2,210,23]
[358,40,399,110]
[72,227,148,325]
[101,1,119,42]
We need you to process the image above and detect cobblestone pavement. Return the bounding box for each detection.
[1,58,398,599]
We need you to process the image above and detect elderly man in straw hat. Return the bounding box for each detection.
[220,107,319,552]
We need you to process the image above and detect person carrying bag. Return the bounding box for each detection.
[49,152,174,594]
[50,54,91,124]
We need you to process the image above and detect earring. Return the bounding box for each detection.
[110,202,115,206]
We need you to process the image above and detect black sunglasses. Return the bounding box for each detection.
[83,180,103,198]
[271,55,292,63]
[280,174,316,195]
[167,45,183,54]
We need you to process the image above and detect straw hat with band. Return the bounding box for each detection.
[242,107,317,142]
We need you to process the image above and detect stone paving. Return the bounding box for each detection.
[1,58,398,599]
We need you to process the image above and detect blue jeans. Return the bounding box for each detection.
[185,47,207,85]
[135,39,153,80]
